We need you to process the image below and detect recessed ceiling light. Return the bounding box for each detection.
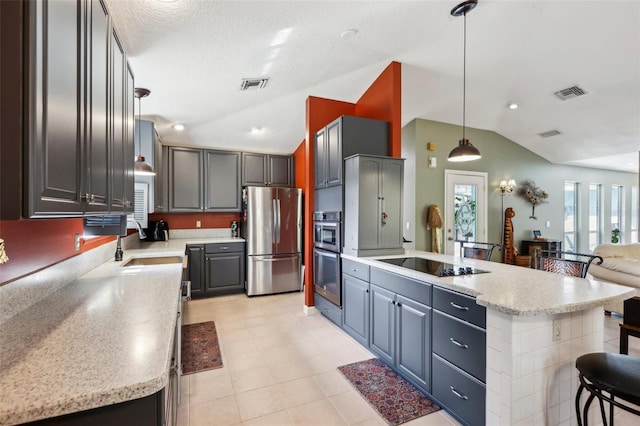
[173,124,185,131]
[507,102,519,110]
[250,127,264,135]
[341,29,358,39]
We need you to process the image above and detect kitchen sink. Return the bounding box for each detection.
[122,256,183,267]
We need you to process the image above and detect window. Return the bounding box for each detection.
[564,182,578,252]
[588,184,601,251]
[611,185,622,244]
[632,186,638,243]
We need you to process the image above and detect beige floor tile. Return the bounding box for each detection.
[288,399,348,426]
[287,337,326,358]
[329,389,379,424]
[275,376,325,408]
[313,370,355,397]
[260,344,304,365]
[220,337,259,357]
[190,395,241,426]
[230,365,275,393]
[235,385,287,421]
[225,351,265,373]
[189,369,235,404]
[403,411,459,426]
[218,327,253,343]
[241,409,294,426]
[350,416,388,426]
[253,333,290,351]
[267,358,313,383]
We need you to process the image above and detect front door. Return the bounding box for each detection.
[444,170,488,256]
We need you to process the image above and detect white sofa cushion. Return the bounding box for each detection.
[598,257,640,277]
[594,243,640,260]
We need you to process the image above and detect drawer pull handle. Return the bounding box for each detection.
[450,386,469,400]
[450,338,469,349]
[221,247,229,250]
[450,301,469,311]
[351,268,358,272]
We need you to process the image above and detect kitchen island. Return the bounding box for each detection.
[341,250,635,426]
[0,237,242,425]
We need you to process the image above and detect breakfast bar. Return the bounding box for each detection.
[341,249,635,426]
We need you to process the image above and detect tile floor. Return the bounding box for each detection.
[179,292,640,426]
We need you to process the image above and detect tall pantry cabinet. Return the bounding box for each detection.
[343,155,405,256]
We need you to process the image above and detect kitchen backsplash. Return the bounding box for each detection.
[170,228,232,239]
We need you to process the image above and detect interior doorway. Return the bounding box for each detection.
[444,170,488,256]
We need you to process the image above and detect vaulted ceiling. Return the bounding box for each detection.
[107,0,640,173]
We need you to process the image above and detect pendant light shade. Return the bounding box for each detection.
[134,87,155,176]
[448,0,481,163]
[448,139,481,162]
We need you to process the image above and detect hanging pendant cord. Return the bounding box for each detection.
[137,95,142,156]
[462,10,467,141]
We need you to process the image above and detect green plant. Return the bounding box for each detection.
[611,228,620,244]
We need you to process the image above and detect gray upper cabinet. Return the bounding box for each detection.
[154,136,167,212]
[242,152,292,187]
[168,147,204,212]
[135,119,163,213]
[343,155,404,256]
[123,63,135,213]
[11,0,134,218]
[84,0,110,214]
[205,150,242,211]
[314,115,389,190]
[168,147,241,212]
[26,0,84,216]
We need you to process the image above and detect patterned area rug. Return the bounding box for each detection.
[338,358,441,425]
[181,321,223,375]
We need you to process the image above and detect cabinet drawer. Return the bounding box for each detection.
[315,292,342,327]
[433,286,485,328]
[370,268,431,306]
[432,354,485,426]
[432,310,486,382]
[205,242,245,254]
[342,258,370,282]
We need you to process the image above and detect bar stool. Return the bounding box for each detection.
[575,352,640,426]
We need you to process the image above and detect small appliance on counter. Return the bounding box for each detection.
[144,220,170,241]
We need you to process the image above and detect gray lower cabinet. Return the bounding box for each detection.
[341,273,370,347]
[368,267,431,392]
[241,152,293,187]
[431,286,486,426]
[186,244,205,298]
[204,243,245,296]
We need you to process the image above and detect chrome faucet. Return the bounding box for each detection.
[127,219,147,240]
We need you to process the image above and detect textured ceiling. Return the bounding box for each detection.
[106,0,640,173]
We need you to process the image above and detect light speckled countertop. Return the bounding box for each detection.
[0,237,244,425]
[342,249,635,316]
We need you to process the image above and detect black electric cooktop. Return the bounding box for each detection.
[377,257,489,277]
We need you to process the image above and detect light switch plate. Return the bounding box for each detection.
[74,234,81,251]
[428,157,437,168]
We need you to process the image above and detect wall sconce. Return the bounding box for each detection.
[500,179,516,195]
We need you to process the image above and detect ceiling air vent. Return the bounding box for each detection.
[553,85,587,101]
[538,129,562,138]
[240,78,269,91]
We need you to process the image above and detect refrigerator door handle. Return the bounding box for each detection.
[272,198,278,244]
[254,257,293,262]
[275,198,281,244]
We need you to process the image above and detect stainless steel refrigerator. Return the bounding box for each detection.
[242,186,302,296]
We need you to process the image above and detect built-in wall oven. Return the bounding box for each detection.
[313,211,342,306]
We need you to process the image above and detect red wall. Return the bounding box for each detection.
[303,62,402,307]
[148,212,241,230]
[0,219,114,284]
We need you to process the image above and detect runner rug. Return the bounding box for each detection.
[337,358,441,425]
[181,321,223,375]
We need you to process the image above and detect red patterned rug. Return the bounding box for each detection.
[338,358,441,425]
[181,321,223,375]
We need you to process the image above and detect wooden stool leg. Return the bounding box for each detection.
[576,384,585,426]
[620,327,629,355]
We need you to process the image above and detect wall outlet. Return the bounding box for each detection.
[406,221,411,230]
[196,220,201,228]
[74,234,81,252]
[545,220,551,228]
[552,319,561,341]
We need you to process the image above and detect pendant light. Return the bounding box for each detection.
[134,87,155,175]
[448,0,481,162]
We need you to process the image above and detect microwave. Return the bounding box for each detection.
[313,211,341,253]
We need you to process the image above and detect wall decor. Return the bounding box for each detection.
[518,179,549,219]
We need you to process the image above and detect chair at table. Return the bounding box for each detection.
[459,241,501,261]
[575,352,640,426]
[620,297,640,355]
[533,249,603,278]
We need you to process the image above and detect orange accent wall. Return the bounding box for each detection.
[148,212,241,230]
[356,61,402,157]
[293,141,306,189]
[303,62,402,307]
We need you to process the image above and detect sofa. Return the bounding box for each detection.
[587,243,640,314]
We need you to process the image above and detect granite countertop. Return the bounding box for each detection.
[342,249,635,316]
[0,237,244,425]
